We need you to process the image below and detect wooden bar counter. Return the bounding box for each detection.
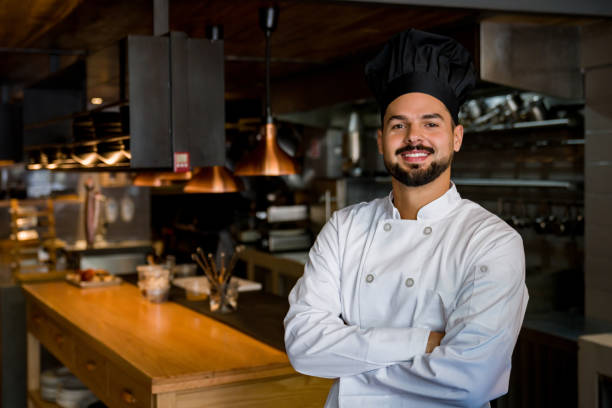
[23,282,332,408]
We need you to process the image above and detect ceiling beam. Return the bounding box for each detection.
[342,0,612,17]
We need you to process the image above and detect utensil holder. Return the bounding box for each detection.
[209,280,239,313]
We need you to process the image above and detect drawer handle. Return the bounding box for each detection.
[55,334,64,345]
[121,390,137,404]
[85,361,96,371]
[33,315,43,324]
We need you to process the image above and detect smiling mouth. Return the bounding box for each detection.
[396,146,434,163]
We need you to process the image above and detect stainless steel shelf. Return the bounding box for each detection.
[453,178,575,189]
[374,177,576,189]
[465,118,574,134]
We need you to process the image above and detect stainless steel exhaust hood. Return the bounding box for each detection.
[480,20,583,100]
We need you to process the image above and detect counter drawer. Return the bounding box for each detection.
[27,302,74,367]
[73,340,108,400]
[107,363,151,408]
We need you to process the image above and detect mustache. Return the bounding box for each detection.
[395,145,435,155]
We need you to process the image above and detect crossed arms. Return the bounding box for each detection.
[284,213,528,407]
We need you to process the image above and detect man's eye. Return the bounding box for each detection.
[391,123,404,129]
[425,122,439,128]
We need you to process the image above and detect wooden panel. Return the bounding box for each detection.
[107,361,152,408]
[72,339,108,401]
[26,301,74,368]
[504,328,578,408]
[175,375,334,408]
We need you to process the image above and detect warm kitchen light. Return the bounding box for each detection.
[98,142,131,165]
[90,97,103,105]
[71,150,99,167]
[133,171,192,187]
[157,171,192,182]
[133,172,162,187]
[184,166,243,193]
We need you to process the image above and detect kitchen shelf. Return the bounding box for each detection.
[373,177,577,190]
[453,178,575,189]
[28,390,60,408]
[23,100,129,131]
[464,118,577,135]
[24,135,130,151]
[0,196,81,207]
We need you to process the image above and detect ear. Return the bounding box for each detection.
[453,124,464,152]
[377,128,383,154]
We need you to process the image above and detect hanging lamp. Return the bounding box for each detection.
[184,166,243,193]
[234,5,297,176]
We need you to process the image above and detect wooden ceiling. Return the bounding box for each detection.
[0,0,603,106]
[0,1,479,96]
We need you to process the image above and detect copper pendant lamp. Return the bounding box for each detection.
[234,5,297,176]
[133,171,192,187]
[184,166,243,193]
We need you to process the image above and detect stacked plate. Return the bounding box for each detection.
[40,367,67,402]
[40,366,101,407]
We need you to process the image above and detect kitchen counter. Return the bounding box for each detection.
[23,281,332,408]
[237,247,308,296]
[63,239,153,254]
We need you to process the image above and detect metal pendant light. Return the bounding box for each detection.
[184,166,243,193]
[234,5,297,176]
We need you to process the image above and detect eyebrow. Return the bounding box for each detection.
[386,113,444,123]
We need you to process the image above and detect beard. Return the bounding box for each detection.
[384,145,453,187]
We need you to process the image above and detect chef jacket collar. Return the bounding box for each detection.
[387,182,462,220]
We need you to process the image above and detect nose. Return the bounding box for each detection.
[403,123,422,145]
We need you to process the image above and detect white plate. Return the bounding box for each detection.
[172,276,262,294]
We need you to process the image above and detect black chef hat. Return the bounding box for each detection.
[365,29,476,125]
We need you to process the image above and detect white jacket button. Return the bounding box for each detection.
[405,278,414,287]
[365,274,374,283]
[480,265,488,272]
[383,223,392,232]
[423,226,432,235]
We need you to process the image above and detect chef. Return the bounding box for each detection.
[284,29,528,408]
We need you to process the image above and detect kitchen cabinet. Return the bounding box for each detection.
[23,281,332,408]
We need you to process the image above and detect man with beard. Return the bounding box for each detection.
[284,29,528,407]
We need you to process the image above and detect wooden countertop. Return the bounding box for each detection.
[22,281,294,394]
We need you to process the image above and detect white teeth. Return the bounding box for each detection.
[402,152,428,158]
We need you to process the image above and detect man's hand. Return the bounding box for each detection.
[426,331,445,353]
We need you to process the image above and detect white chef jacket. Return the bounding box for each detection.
[284,183,528,408]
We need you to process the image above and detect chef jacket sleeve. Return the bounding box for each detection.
[284,211,431,378]
[344,228,528,407]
